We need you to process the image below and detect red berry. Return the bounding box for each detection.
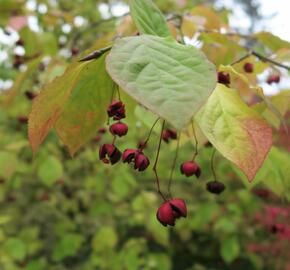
[169,198,187,218]
[243,62,253,73]
[39,193,50,201]
[93,135,102,143]
[109,122,128,137]
[206,181,225,194]
[71,47,79,56]
[252,188,270,198]
[271,223,285,234]
[134,152,150,171]
[267,75,280,84]
[218,72,230,85]
[25,91,37,100]
[18,116,28,124]
[156,201,176,227]
[162,128,177,143]
[13,55,24,69]
[99,144,121,165]
[156,198,187,227]
[98,127,106,134]
[107,100,126,119]
[15,39,24,46]
[122,149,138,163]
[138,141,147,150]
[180,161,201,177]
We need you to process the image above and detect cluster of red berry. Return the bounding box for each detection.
[218,63,281,86]
[99,100,150,171]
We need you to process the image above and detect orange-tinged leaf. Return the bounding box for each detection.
[189,6,226,30]
[181,15,200,38]
[116,15,137,37]
[200,33,244,66]
[29,53,113,155]
[196,84,272,181]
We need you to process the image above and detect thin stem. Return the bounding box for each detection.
[231,53,251,66]
[110,84,116,102]
[167,132,180,198]
[197,28,253,39]
[250,50,290,71]
[211,149,217,181]
[153,120,167,201]
[107,86,116,125]
[191,120,198,161]
[116,85,121,100]
[112,135,116,145]
[178,16,186,45]
[140,117,160,150]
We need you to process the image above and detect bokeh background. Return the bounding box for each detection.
[0,1,290,270]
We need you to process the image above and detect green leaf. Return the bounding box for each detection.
[40,32,58,56]
[19,27,41,56]
[261,147,290,199]
[4,238,27,261]
[37,156,63,186]
[220,236,240,264]
[255,32,290,52]
[52,233,84,261]
[129,0,170,37]
[106,35,216,130]
[196,84,272,181]
[92,226,118,252]
[253,90,290,129]
[0,151,18,179]
[29,52,114,155]
[25,259,46,270]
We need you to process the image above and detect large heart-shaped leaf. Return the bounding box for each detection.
[29,52,113,155]
[196,84,272,181]
[129,0,170,37]
[106,35,216,130]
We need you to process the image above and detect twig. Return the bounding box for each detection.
[231,52,252,66]
[198,28,253,39]
[167,132,180,198]
[153,120,167,201]
[79,46,112,62]
[230,49,290,71]
[251,50,290,71]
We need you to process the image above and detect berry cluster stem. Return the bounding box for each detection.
[191,120,198,161]
[211,149,217,182]
[153,120,167,201]
[140,117,160,150]
[167,132,180,198]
